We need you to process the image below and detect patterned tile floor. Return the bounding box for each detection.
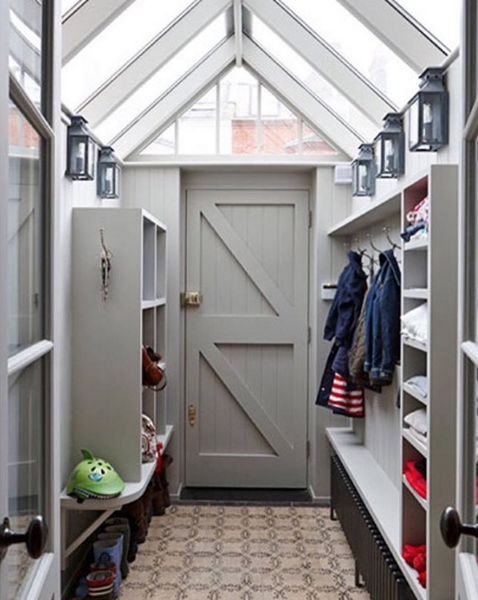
[120,505,370,600]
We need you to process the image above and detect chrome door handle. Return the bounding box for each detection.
[0,516,48,562]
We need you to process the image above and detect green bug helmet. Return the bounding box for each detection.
[66,449,125,502]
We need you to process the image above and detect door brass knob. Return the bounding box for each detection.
[0,516,48,562]
[440,507,478,548]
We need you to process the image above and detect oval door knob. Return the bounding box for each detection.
[0,516,48,560]
[440,507,478,548]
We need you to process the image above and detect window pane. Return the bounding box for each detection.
[62,0,80,14]
[141,123,176,155]
[219,67,259,155]
[9,1,43,108]
[251,16,379,140]
[394,0,460,50]
[62,0,195,108]
[260,86,300,155]
[8,101,44,357]
[302,121,338,156]
[281,0,417,107]
[6,359,46,600]
[95,15,227,143]
[177,88,217,154]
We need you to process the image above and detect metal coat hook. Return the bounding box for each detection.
[367,233,383,254]
[383,227,400,250]
[100,228,113,302]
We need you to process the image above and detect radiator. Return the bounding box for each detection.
[330,456,416,600]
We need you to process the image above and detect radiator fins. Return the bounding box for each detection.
[330,456,416,600]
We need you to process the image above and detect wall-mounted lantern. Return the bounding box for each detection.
[97,146,121,199]
[66,116,96,180]
[374,113,405,178]
[352,143,376,197]
[407,67,449,152]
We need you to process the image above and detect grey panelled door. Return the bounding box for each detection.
[185,188,309,488]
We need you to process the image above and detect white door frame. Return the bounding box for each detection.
[181,170,312,490]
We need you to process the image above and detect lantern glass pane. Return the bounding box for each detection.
[104,166,115,196]
[87,138,96,178]
[374,137,382,173]
[358,163,369,194]
[409,97,420,149]
[422,94,443,146]
[70,137,86,175]
[384,137,396,173]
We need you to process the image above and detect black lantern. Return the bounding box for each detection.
[374,113,405,178]
[352,144,376,197]
[407,67,449,152]
[97,146,121,199]
[66,116,96,180]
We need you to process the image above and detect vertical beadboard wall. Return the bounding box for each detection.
[122,166,182,495]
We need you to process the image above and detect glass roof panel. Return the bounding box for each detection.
[251,16,378,140]
[177,87,217,154]
[62,0,194,109]
[393,0,460,50]
[280,0,417,107]
[62,0,79,14]
[95,15,227,143]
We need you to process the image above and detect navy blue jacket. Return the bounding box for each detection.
[364,249,401,383]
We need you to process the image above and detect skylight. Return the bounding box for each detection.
[94,15,228,144]
[62,0,194,109]
[280,0,418,107]
[250,16,379,141]
[393,0,460,50]
[141,67,338,157]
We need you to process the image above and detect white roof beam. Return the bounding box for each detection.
[243,37,362,158]
[234,0,243,67]
[336,0,447,71]
[244,0,392,123]
[114,38,236,159]
[80,0,231,126]
[62,0,136,64]
[10,0,42,35]
[10,18,41,81]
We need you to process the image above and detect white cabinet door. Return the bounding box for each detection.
[185,188,309,488]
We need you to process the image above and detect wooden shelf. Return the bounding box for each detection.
[142,297,166,310]
[328,192,401,236]
[60,461,156,511]
[403,382,428,407]
[402,475,428,511]
[404,238,428,251]
[403,337,428,353]
[403,289,428,300]
[403,428,428,458]
[327,428,426,600]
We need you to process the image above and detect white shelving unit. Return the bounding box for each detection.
[327,164,458,600]
[400,165,459,600]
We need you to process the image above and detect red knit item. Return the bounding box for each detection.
[418,571,427,588]
[413,552,426,573]
[404,461,427,499]
[403,544,426,567]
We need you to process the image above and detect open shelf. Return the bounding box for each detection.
[328,192,401,236]
[403,289,428,300]
[142,297,166,310]
[403,428,428,458]
[157,424,174,450]
[403,337,428,353]
[404,238,428,252]
[60,461,156,511]
[402,475,428,511]
[403,382,428,407]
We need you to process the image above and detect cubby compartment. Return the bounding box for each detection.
[403,249,428,290]
[142,307,155,348]
[403,176,428,230]
[156,305,166,358]
[143,218,156,301]
[142,388,156,425]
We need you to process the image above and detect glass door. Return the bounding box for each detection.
[0,0,58,597]
[439,2,478,597]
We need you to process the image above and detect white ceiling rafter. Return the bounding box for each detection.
[78,0,231,126]
[335,0,447,72]
[113,38,236,159]
[233,0,243,67]
[243,37,362,157]
[243,0,393,124]
[62,0,136,64]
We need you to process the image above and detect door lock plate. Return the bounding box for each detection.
[188,405,197,427]
[181,292,202,307]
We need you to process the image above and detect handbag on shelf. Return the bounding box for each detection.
[142,345,167,391]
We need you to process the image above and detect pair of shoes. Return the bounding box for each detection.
[93,535,124,597]
[86,569,115,598]
[104,518,131,578]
